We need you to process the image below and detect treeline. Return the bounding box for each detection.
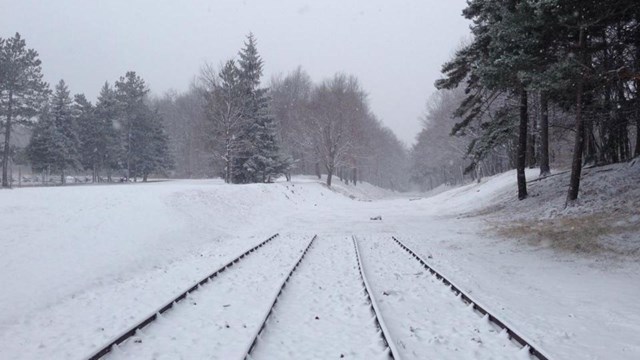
[268,68,409,189]
[412,0,640,201]
[0,33,172,186]
[1,32,410,189]
[154,35,409,189]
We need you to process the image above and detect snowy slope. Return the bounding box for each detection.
[1,167,638,359]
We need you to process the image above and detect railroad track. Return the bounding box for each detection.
[244,235,395,359]
[85,234,549,359]
[240,235,317,359]
[390,236,551,360]
[85,233,281,360]
[352,236,401,360]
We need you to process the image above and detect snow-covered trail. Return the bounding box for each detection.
[103,234,312,360]
[250,236,389,360]
[357,235,532,360]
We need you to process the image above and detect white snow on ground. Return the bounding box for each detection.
[358,235,530,360]
[105,234,311,360]
[1,163,639,359]
[251,236,387,360]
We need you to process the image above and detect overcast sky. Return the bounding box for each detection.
[1,0,470,145]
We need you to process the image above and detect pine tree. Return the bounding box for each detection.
[234,33,290,183]
[50,80,81,183]
[115,71,149,180]
[437,0,555,200]
[0,33,49,187]
[94,82,121,181]
[206,60,245,183]
[115,72,172,181]
[129,107,173,181]
[74,93,99,180]
[26,104,61,179]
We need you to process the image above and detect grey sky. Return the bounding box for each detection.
[1,0,470,145]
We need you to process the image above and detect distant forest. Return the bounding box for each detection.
[0,33,408,190]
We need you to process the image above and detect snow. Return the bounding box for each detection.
[1,164,639,359]
[358,235,530,359]
[250,236,387,359]
[104,234,311,360]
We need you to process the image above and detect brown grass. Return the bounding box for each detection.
[493,213,640,257]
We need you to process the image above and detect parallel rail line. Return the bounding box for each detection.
[85,233,280,360]
[352,236,401,360]
[391,236,551,360]
[241,235,318,359]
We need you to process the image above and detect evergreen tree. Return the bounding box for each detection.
[234,33,290,183]
[26,103,61,178]
[205,60,245,183]
[115,72,173,181]
[115,71,149,179]
[74,93,98,180]
[438,0,557,200]
[129,107,173,181]
[94,82,122,181]
[50,80,81,182]
[0,33,49,187]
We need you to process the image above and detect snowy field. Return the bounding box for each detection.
[1,167,639,359]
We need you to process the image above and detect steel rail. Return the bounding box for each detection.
[84,233,280,360]
[352,236,401,360]
[241,235,318,359]
[391,236,551,360]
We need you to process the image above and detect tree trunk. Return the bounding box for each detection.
[315,162,321,179]
[326,168,333,187]
[584,117,597,165]
[635,27,640,158]
[633,32,640,156]
[517,87,528,200]
[225,157,232,183]
[143,173,148,182]
[567,28,587,203]
[126,159,131,181]
[527,96,537,168]
[636,118,640,157]
[539,91,551,176]
[2,92,14,188]
[616,84,630,162]
[352,167,357,186]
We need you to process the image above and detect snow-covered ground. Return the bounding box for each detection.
[1,165,638,359]
[358,235,529,360]
[250,236,388,359]
[105,234,311,360]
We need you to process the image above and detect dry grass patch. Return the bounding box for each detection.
[494,213,640,257]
